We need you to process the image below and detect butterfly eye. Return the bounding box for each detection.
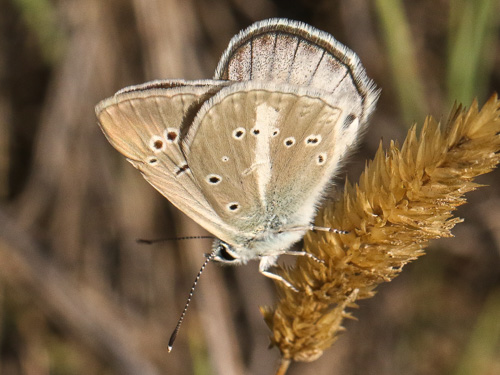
[218,243,237,261]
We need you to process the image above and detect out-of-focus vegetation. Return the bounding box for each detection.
[0,1,498,374]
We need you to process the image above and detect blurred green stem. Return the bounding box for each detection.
[12,0,65,64]
[452,288,500,375]
[447,0,498,105]
[375,0,427,126]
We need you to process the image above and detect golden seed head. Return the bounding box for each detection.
[262,95,500,362]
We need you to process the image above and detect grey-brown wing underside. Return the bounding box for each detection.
[184,82,344,236]
[214,18,379,126]
[95,79,239,239]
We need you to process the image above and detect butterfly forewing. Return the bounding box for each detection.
[214,18,379,125]
[96,80,238,238]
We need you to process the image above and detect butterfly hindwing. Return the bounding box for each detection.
[184,82,344,239]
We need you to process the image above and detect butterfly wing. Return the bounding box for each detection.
[183,82,348,243]
[211,19,381,233]
[95,79,239,238]
[96,20,379,254]
[214,18,379,125]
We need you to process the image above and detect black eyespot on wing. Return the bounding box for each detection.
[317,153,327,165]
[284,137,296,147]
[153,139,164,149]
[206,174,222,184]
[305,135,321,145]
[232,127,246,139]
[167,131,178,141]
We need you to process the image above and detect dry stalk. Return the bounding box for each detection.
[262,95,500,370]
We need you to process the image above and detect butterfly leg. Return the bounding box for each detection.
[258,252,324,292]
[259,256,299,292]
[280,225,348,235]
[310,225,349,235]
[282,250,325,265]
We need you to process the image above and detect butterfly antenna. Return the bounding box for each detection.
[136,235,214,244]
[168,250,216,353]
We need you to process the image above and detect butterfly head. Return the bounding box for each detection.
[211,239,246,265]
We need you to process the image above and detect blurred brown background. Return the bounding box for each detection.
[0,0,499,374]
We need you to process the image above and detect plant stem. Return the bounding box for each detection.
[275,358,291,375]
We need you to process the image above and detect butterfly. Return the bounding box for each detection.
[96,18,379,291]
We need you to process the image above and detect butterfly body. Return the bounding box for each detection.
[96,19,379,288]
